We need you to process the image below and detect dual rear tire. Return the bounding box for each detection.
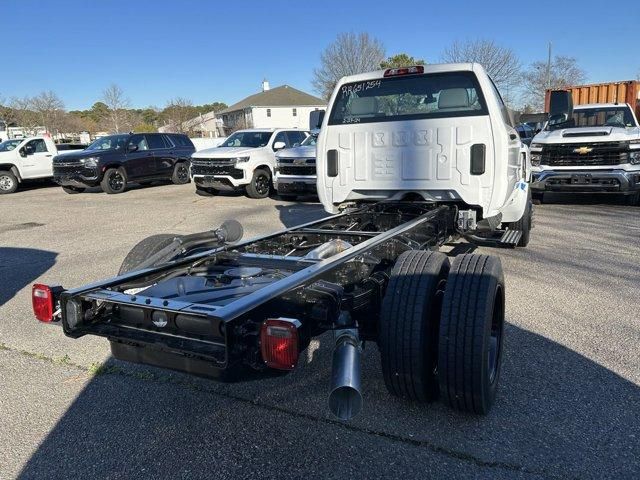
[379,250,505,414]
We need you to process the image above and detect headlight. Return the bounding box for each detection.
[233,156,250,163]
[530,143,543,149]
[629,139,640,144]
[630,151,640,165]
[531,153,542,167]
[81,156,99,168]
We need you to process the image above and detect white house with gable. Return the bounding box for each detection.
[219,80,325,132]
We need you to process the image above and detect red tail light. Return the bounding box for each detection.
[383,65,424,77]
[32,284,54,322]
[260,318,301,370]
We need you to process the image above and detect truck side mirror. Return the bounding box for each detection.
[24,144,35,156]
[19,148,27,158]
[128,144,139,152]
[273,141,287,151]
[548,90,573,127]
[309,110,325,131]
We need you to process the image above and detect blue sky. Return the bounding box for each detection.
[2,0,638,110]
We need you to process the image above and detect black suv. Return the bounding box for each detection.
[53,133,195,194]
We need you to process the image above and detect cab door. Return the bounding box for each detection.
[20,138,54,178]
[147,134,173,178]
[124,134,154,179]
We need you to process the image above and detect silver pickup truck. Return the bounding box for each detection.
[273,133,317,200]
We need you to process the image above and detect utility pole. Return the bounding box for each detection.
[546,42,552,89]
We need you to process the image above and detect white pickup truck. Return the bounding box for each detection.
[529,102,640,204]
[0,136,83,194]
[190,128,308,198]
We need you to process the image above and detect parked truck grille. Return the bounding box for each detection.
[53,164,98,177]
[278,166,316,175]
[191,161,244,179]
[541,142,630,166]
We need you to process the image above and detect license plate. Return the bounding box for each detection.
[571,174,592,185]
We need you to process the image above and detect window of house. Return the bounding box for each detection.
[267,108,271,117]
[292,108,297,117]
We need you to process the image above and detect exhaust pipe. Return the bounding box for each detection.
[328,329,362,420]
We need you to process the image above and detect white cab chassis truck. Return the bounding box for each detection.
[35,64,559,421]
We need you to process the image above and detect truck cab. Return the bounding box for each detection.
[0,136,60,194]
[530,103,640,204]
[316,63,531,232]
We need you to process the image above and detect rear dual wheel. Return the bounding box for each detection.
[379,251,505,414]
[506,189,533,247]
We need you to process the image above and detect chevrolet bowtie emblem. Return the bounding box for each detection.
[573,146,593,155]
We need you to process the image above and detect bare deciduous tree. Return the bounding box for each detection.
[102,83,131,133]
[162,97,196,133]
[31,91,65,134]
[313,32,386,100]
[442,39,521,101]
[9,97,40,130]
[521,56,586,111]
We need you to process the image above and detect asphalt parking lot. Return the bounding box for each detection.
[1,181,639,479]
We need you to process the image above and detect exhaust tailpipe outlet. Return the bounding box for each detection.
[328,330,362,420]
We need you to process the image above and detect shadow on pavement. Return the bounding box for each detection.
[0,247,57,307]
[538,191,638,206]
[275,202,327,228]
[17,324,639,479]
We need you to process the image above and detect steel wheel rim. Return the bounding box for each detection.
[0,175,14,191]
[487,285,504,384]
[177,164,189,182]
[109,171,124,191]
[256,174,269,195]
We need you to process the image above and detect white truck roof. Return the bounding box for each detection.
[335,63,479,84]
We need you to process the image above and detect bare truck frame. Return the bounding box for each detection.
[33,201,507,419]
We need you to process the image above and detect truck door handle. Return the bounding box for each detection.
[45,154,53,157]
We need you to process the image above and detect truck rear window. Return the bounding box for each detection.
[328,71,487,126]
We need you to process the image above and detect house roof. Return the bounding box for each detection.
[219,85,324,114]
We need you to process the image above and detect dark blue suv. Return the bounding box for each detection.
[53,133,195,194]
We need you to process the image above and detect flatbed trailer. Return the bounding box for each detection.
[34,201,507,419]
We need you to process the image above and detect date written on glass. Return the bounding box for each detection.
[341,80,382,97]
